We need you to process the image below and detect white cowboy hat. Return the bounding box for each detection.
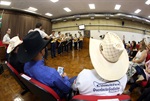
[7,36,23,53]
[89,32,129,81]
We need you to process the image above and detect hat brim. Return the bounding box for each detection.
[18,39,50,63]
[7,40,23,53]
[89,38,129,81]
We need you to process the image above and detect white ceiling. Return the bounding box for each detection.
[0,0,150,19]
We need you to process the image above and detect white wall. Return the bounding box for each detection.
[55,30,150,43]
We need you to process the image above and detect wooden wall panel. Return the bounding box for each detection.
[0,10,52,40]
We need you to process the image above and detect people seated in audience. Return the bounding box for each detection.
[72,32,129,96]
[124,40,149,94]
[17,31,76,99]
[129,41,137,61]
[7,36,24,73]
[126,43,130,54]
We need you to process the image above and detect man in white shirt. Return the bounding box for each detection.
[34,23,51,40]
[72,32,129,96]
[2,28,11,45]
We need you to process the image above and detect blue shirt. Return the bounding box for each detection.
[24,59,71,98]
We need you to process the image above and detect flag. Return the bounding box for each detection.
[0,16,2,28]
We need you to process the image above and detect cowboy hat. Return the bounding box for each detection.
[7,36,22,53]
[89,32,129,81]
[17,31,50,63]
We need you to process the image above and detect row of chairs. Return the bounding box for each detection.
[6,62,131,101]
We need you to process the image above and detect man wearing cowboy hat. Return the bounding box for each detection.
[17,31,74,98]
[7,36,24,73]
[72,32,129,96]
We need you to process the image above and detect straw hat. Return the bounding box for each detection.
[7,36,22,53]
[89,32,129,81]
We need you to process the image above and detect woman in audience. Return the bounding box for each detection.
[129,41,138,61]
[124,39,148,94]
[7,36,24,73]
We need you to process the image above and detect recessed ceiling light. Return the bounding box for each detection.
[64,7,71,12]
[45,13,53,16]
[134,9,141,14]
[50,0,59,3]
[145,0,150,5]
[89,4,95,9]
[0,1,11,6]
[114,4,121,10]
[28,7,38,12]
[148,16,150,18]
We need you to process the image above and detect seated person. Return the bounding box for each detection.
[124,43,150,94]
[129,41,137,61]
[72,32,129,96]
[126,39,147,80]
[17,31,76,99]
[7,36,24,73]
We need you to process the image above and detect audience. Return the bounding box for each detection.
[17,31,76,99]
[7,36,24,73]
[72,32,129,96]
[129,41,138,61]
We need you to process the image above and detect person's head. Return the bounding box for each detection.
[17,31,50,63]
[126,43,130,49]
[58,31,61,35]
[35,23,42,29]
[65,33,68,36]
[131,41,136,49]
[7,36,22,54]
[147,43,150,51]
[90,32,129,81]
[139,39,147,52]
[7,28,11,35]
[52,31,55,35]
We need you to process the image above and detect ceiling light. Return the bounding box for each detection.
[134,9,141,14]
[64,7,71,12]
[115,4,121,10]
[45,13,53,16]
[148,16,150,18]
[145,0,150,5]
[50,0,59,3]
[28,7,37,12]
[0,1,11,6]
[89,4,95,9]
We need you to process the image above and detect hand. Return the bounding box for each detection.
[62,72,67,78]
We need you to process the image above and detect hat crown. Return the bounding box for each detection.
[23,31,45,54]
[100,33,124,63]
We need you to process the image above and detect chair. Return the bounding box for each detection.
[19,73,63,101]
[71,94,131,101]
[6,62,28,95]
[0,46,6,63]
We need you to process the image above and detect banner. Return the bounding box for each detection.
[0,16,2,28]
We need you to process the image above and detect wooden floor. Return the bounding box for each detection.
[0,48,140,101]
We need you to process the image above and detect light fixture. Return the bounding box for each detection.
[64,7,71,12]
[27,7,38,12]
[134,9,141,14]
[148,15,150,18]
[114,4,121,10]
[89,4,95,9]
[145,0,150,5]
[45,13,53,16]
[0,1,11,6]
[50,0,59,3]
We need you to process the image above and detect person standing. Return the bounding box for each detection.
[78,32,83,50]
[50,31,56,58]
[2,28,11,46]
